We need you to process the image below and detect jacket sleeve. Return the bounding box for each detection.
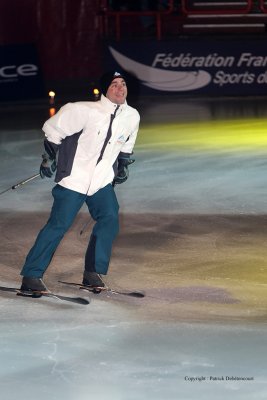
[42,103,85,145]
[119,110,140,156]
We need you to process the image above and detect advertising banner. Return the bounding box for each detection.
[0,44,43,101]
[105,38,267,96]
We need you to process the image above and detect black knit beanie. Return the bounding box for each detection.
[100,71,125,95]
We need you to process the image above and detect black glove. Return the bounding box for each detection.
[113,157,135,185]
[40,153,57,178]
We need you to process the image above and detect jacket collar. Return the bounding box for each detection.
[100,94,128,113]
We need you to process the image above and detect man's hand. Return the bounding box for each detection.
[113,158,135,185]
[40,153,57,178]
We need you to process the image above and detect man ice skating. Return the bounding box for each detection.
[20,71,140,293]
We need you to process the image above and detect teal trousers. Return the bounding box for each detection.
[20,184,119,278]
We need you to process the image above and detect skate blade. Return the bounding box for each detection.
[80,286,107,294]
[17,290,48,298]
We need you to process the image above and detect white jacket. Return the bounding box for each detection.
[42,95,140,195]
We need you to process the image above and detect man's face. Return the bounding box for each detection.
[106,77,127,105]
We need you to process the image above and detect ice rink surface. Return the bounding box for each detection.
[1,96,267,399]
